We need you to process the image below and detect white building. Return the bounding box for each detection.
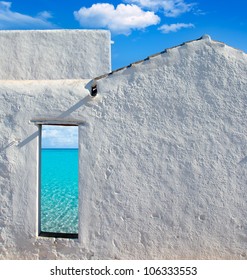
[0,30,246,259]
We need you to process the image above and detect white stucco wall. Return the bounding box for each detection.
[81,36,247,259]
[0,79,93,259]
[0,35,247,259]
[0,30,111,80]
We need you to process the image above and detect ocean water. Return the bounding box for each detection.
[41,149,78,233]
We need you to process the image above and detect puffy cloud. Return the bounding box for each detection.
[0,1,55,29]
[158,22,194,33]
[74,3,160,35]
[42,126,78,148]
[126,0,195,17]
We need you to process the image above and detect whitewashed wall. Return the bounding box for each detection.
[0,79,93,259]
[0,35,247,259]
[0,30,111,79]
[81,36,247,259]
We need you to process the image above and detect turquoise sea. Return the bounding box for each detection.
[41,149,78,234]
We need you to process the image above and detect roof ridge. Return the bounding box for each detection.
[92,35,212,83]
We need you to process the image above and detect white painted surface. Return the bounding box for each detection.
[0,36,247,259]
[0,79,93,259]
[0,30,111,80]
[81,36,247,259]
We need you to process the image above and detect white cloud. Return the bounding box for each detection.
[158,22,194,33]
[0,1,55,29]
[126,0,195,17]
[42,126,78,148]
[74,3,160,35]
[37,11,53,20]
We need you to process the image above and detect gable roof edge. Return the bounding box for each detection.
[92,35,213,84]
[90,34,246,96]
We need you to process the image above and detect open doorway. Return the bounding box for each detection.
[39,125,79,238]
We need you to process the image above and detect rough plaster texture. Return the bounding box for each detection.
[0,35,247,259]
[0,30,111,80]
[81,36,247,259]
[0,79,94,259]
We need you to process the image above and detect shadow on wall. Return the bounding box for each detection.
[58,95,92,118]
[15,94,92,148]
[239,156,247,165]
[18,131,39,148]
[0,140,21,152]
[0,81,95,151]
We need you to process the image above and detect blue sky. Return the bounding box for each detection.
[1,1,246,148]
[42,126,78,148]
[0,0,246,70]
